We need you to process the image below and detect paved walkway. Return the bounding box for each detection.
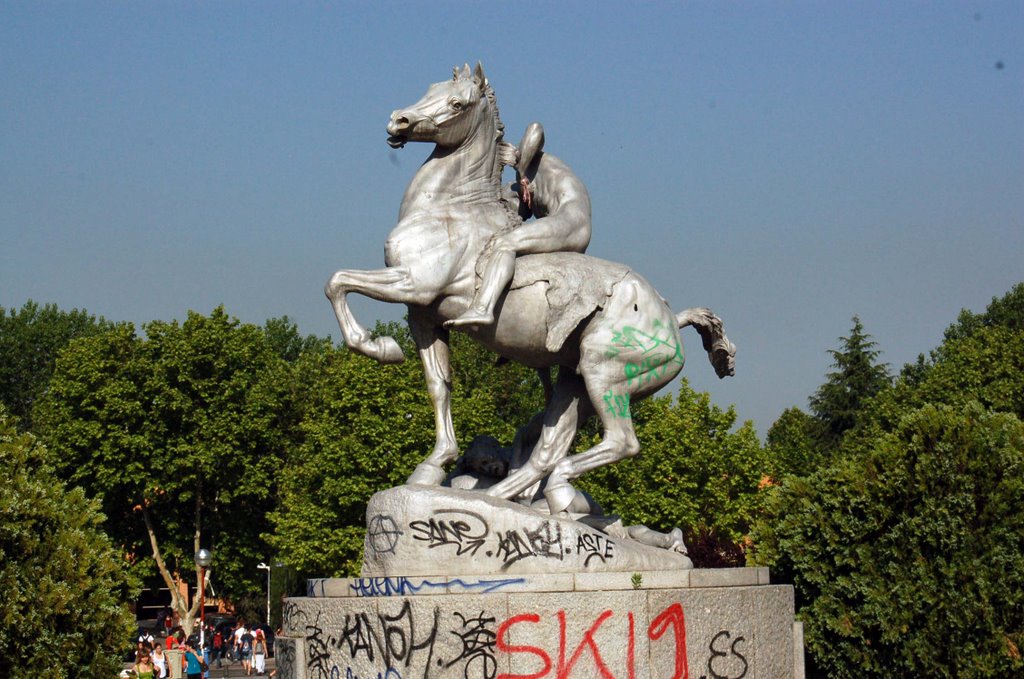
[123,658,276,678]
[200,658,277,678]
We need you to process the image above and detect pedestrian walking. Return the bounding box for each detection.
[253,629,268,676]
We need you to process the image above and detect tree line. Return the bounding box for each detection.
[1,284,1022,677]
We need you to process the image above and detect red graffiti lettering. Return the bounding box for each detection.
[495,604,689,678]
[496,613,552,679]
[627,611,636,679]
[648,603,688,679]
[557,609,615,679]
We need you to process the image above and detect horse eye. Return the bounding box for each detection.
[449,98,463,111]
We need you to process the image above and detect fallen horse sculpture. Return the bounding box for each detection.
[325,62,735,521]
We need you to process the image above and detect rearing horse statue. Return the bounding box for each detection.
[325,63,735,515]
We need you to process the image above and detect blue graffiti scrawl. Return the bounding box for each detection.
[349,576,525,597]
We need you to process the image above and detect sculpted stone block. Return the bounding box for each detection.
[362,485,692,576]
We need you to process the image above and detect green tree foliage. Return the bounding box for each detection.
[267,333,432,578]
[942,282,1024,343]
[755,403,1024,678]
[268,324,545,578]
[578,380,770,567]
[263,315,329,362]
[0,406,136,678]
[756,284,1024,677]
[36,307,292,630]
[448,332,548,438]
[880,285,1024,426]
[0,301,110,430]
[807,316,891,449]
[765,406,818,478]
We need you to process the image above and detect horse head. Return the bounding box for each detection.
[387,62,501,150]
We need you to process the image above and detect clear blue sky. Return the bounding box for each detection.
[2,2,1021,436]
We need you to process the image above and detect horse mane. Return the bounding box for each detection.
[458,69,520,213]
[487,87,523,228]
[477,78,518,176]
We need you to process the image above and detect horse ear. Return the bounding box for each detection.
[474,61,487,89]
[461,63,472,79]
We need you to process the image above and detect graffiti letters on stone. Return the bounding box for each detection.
[575,532,614,566]
[281,600,753,679]
[349,576,525,598]
[407,510,581,569]
[701,630,749,679]
[493,521,564,570]
[367,514,404,556]
[446,611,497,679]
[606,321,686,385]
[409,509,489,557]
[307,611,336,679]
[339,600,440,670]
[283,600,308,629]
[275,638,298,679]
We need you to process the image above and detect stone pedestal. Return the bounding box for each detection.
[278,567,803,678]
[164,648,183,679]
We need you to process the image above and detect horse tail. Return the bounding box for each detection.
[677,307,736,378]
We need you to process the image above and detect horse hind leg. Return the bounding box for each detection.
[485,367,590,503]
[544,346,645,515]
[544,296,684,514]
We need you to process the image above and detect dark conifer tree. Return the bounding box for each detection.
[808,316,891,449]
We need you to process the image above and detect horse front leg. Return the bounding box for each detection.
[405,307,458,485]
[324,266,434,364]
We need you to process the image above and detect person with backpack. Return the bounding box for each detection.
[212,628,224,667]
[239,626,254,676]
[252,629,268,676]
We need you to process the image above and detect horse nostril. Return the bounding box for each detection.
[389,112,411,131]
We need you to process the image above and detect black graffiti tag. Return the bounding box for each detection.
[493,521,565,569]
[306,612,336,679]
[446,611,497,679]
[339,600,440,671]
[282,600,307,629]
[409,509,489,557]
[367,514,403,556]
[276,639,298,679]
[701,630,748,679]
[525,521,564,561]
[576,532,615,566]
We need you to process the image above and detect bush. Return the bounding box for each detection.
[754,403,1024,677]
[0,408,136,678]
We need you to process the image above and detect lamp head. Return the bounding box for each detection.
[195,549,213,568]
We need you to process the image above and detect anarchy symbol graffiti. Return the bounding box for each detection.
[367,514,403,555]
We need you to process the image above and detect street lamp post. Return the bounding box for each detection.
[195,549,213,660]
[257,562,271,626]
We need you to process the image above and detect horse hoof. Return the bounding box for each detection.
[543,481,577,516]
[372,336,406,364]
[444,311,494,328]
[406,463,446,485]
